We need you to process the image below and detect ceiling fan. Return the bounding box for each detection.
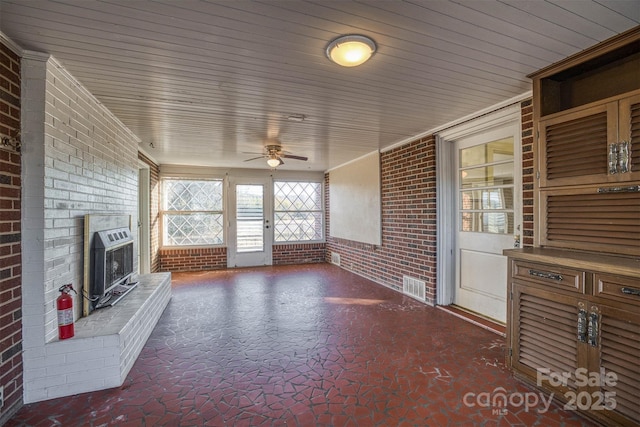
[244,144,308,168]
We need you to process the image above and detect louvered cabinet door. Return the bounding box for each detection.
[618,92,640,181]
[539,186,640,256]
[539,102,618,187]
[510,283,584,396]
[593,304,640,427]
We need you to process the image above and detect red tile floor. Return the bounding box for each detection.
[7,264,596,426]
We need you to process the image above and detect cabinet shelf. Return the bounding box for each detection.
[531,27,640,118]
[539,46,640,117]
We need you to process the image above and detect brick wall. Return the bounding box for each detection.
[273,243,325,265]
[138,152,160,272]
[326,136,438,304]
[21,53,140,403]
[159,247,227,272]
[159,243,326,271]
[158,241,326,271]
[0,39,23,425]
[520,99,535,247]
[325,103,532,304]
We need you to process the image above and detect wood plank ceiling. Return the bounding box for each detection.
[1,1,638,171]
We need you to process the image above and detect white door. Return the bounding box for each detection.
[227,177,273,267]
[454,125,521,323]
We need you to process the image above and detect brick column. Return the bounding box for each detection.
[0,38,23,424]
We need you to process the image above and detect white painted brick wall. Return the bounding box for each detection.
[119,281,172,376]
[21,53,153,404]
[41,56,139,338]
[21,51,49,363]
[25,273,172,402]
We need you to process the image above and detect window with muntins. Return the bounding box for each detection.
[459,138,515,234]
[274,181,323,242]
[162,179,224,246]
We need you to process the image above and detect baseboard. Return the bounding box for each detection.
[437,304,506,337]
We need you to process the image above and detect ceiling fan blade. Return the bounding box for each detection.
[281,154,308,161]
[278,157,285,165]
[243,156,265,162]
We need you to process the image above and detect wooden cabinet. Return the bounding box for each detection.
[536,91,640,256]
[529,28,640,257]
[505,248,640,427]
[506,27,640,427]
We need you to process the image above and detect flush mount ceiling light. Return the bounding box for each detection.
[325,34,377,67]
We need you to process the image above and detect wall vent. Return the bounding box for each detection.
[330,252,341,266]
[403,275,426,301]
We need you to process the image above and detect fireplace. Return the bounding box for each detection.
[91,227,137,309]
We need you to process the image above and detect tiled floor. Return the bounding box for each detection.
[8,264,595,426]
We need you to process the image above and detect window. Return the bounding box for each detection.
[459,138,514,234]
[162,179,224,246]
[274,181,323,242]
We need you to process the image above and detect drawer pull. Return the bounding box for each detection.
[621,287,640,297]
[577,309,587,343]
[597,185,640,193]
[529,269,563,281]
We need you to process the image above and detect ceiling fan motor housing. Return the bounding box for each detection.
[266,144,281,155]
[243,144,308,165]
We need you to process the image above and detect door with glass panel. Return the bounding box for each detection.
[454,126,521,323]
[228,177,272,267]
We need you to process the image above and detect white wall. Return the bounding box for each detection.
[21,52,140,402]
[329,151,381,245]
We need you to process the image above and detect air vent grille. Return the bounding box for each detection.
[330,252,341,266]
[402,276,426,302]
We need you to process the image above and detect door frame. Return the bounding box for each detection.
[436,104,522,306]
[227,175,273,268]
[137,162,151,274]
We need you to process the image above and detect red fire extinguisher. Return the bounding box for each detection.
[57,284,76,340]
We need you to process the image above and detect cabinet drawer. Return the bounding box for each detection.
[594,273,640,307]
[511,260,585,293]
